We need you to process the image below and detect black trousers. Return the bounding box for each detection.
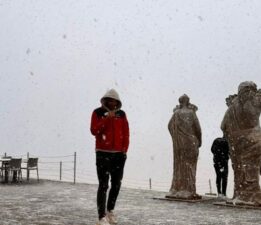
[96,151,127,219]
[214,163,228,195]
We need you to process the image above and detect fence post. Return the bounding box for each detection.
[73,152,76,184]
[149,178,152,190]
[26,152,30,180]
[60,161,62,181]
[209,179,212,194]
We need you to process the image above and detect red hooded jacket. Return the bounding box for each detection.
[90,107,129,153]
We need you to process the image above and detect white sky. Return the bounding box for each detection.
[1,0,261,195]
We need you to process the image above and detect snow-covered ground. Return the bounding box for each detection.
[0,180,260,225]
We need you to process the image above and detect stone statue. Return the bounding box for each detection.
[166,94,202,199]
[225,94,238,107]
[221,81,261,206]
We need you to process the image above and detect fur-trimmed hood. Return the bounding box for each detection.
[100,89,122,110]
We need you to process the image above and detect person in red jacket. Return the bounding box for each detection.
[91,89,129,225]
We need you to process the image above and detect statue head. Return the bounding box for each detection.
[179,94,190,106]
[238,81,257,102]
[238,81,257,93]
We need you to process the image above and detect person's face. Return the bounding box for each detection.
[105,98,118,110]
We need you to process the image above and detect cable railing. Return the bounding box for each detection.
[75,166,216,194]
[1,152,77,184]
[36,152,76,183]
[1,152,223,195]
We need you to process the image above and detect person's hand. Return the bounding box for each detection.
[107,111,115,117]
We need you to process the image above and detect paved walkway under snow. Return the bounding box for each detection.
[0,180,260,225]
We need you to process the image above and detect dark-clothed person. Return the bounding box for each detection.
[211,136,229,197]
[90,89,129,225]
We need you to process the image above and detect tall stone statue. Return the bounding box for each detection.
[167,94,202,200]
[221,81,261,206]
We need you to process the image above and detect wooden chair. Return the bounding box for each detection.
[8,158,22,182]
[0,156,12,182]
[22,158,39,182]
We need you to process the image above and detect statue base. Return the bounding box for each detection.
[165,191,202,200]
[214,201,261,210]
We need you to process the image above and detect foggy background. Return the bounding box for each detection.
[1,0,261,197]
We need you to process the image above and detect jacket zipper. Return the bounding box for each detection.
[111,116,115,149]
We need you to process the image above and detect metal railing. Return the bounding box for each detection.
[1,152,77,184]
[1,152,225,195]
